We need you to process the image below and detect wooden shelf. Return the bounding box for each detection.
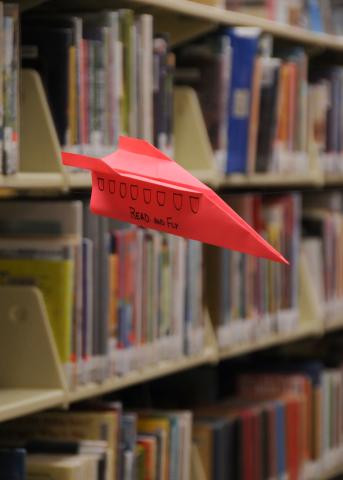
[321,463,343,480]
[0,389,65,423]
[0,172,66,191]
[67,171,92,189]
[128,0,343,50]
[219,323,323,360]
[0,171,333,192]
[68,345,218,403]
[325,173,343,187]
[220,172,324,189]
[324,316,343,333]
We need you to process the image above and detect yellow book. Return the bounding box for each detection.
[0,256,73,364]
[138,418,170,480]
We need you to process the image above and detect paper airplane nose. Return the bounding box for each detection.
[62,137,288,265]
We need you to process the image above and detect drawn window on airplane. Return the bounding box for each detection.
[157,191,166,206]
[120,183,127,198]
[190,196,200,214]
[109,180,115,194]
[130,185,139,200]
[98,177,105,191]
[173,193,183,211]
[143,189,151,204]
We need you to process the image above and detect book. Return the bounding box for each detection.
[0,448,26,480]
[226,27,260,173]
[176,33,232,172]
[3,4,19,175]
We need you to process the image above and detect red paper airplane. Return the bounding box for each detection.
[62,136,287,264]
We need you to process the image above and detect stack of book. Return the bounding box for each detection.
[193,358,343,479]
[0,3,19,175]
[302,191,343,326]
[176,29,311,175]
[0,201,204,388]
[205,193,300,348]
[21,9,174,160]
[0,405,193,480]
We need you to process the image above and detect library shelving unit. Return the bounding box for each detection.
[2,0,343,448]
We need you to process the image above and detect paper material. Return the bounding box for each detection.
[62,136,288,264]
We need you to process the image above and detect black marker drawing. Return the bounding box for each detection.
[190,196,200,214]
[98,177,105,191]
[109,180,115,194]
[157,191,166,206]
[173,193,183,211]
[130,185,138,200]
[120,182,127,198]
[143,188,151,204]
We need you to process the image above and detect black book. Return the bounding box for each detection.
[255,57,281,173]
[21,14,82,146]
[21,26,72,145]
[0,448,26,480]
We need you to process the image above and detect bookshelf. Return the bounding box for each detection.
[2,3,343,478]
[1,276,341,424]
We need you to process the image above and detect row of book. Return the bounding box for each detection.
[8,6,343,178]
[309,64,343,174]
[2,353,343,479]
[206,190,343,346]
[2,191,343,376]
[177,27,343,175]
[225,0,343,35]
[0,3,19,175]
[0,404,193,480]
[0,201,204,388]
[3,190,343,373]
[21,9,173,161]
[206,193,300,348]
[302,191,343,326]
[193,356,343,480]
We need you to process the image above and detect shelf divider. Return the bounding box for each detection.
[0,285,67,391]
[174,86,220,185]
[20,69,67,186]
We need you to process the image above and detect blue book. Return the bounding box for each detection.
[225,27,260,174]
[275,402,286,479]
[0,449,26,480]
[307,0,324,32]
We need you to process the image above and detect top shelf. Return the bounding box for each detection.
[129,0,343,50]
[28,0,343,50]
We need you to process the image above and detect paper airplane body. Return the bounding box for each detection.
[62,136,287,264]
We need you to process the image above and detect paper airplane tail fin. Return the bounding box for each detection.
[61,151,114,175]
[118,136,173,162]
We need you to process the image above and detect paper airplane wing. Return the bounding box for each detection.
[61,137,287,264]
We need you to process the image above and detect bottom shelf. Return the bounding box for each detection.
[0,389,66,423]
